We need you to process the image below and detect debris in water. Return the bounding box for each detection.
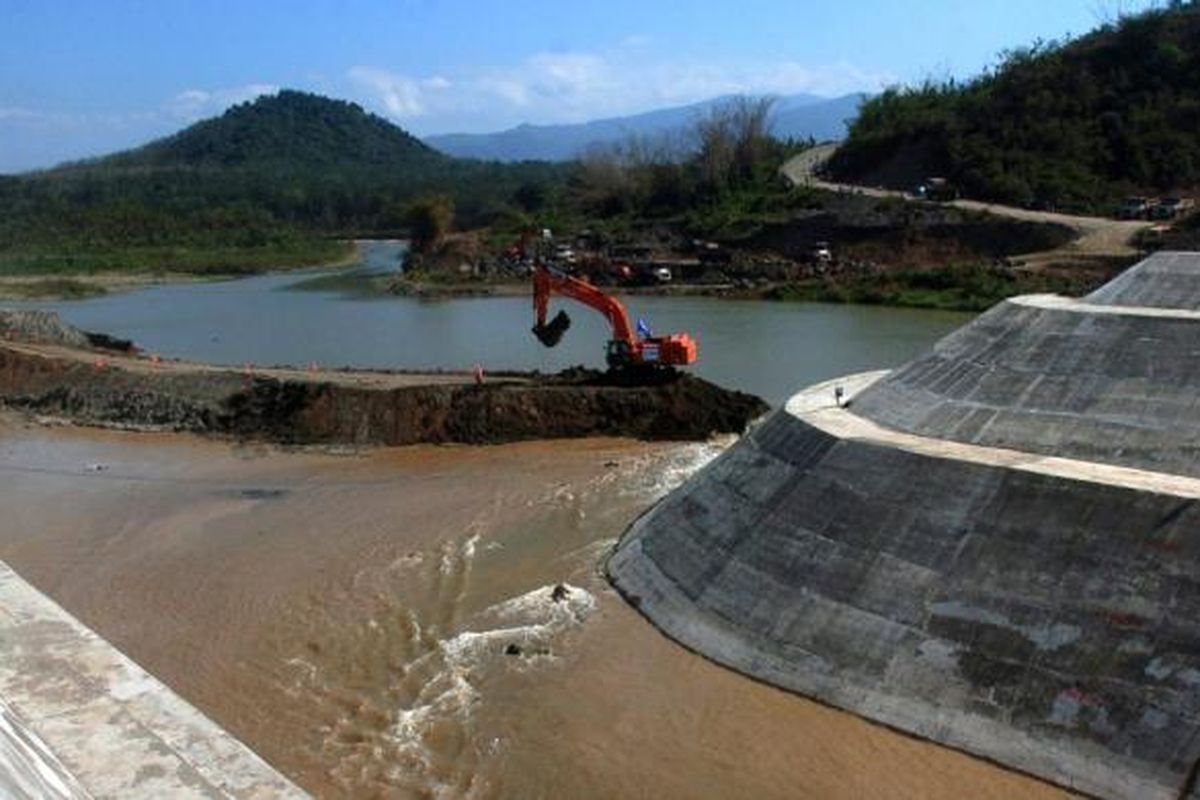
[551,584,570,603]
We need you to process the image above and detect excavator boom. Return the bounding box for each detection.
[531,262,697,368]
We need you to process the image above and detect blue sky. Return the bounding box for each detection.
[1,0,1159,172]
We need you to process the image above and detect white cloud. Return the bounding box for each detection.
[0,107,38,121]
[0,82,288,172]
[347,45,895,134]
[478,76,530,106]
[168,83,279,121]
[348,66,424,116]
[525,52,611,96]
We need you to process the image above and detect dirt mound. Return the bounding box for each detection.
[0,310,91,348]
[0,344,767,445]
[0,310,136,352]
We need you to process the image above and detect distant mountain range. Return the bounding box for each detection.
[424,92,866,162]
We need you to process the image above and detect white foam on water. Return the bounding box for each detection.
[620,437,733,502]
[484,581,597,627]
[462,533,479,561]
[385,583,598,797]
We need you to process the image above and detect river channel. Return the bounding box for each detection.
[16,241,969,406]
[0,243,1074,799]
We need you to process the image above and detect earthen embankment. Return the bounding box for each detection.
[0,312,765,444]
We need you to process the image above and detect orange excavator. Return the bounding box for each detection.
[532,262,697,369]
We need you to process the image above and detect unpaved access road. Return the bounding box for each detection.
[781,144,1151,261]
[2,338,496,390]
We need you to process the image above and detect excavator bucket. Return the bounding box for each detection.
[533,310,571,347]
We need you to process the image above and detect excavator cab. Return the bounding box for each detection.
[605,339,634,369]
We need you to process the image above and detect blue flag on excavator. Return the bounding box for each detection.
[636,318,652,339]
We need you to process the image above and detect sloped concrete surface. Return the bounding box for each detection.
[610,411,1200,799]
[0,696,86,799]
[0,561,306,799]
[794,372,1200,499]
[1087,251,1200,309]
[850,289,1200,479]
[609,252,1200,800]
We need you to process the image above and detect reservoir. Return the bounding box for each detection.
[14,241,970,406]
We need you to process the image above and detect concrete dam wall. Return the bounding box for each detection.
[850,294,1200,477]
[608,252,1200,799]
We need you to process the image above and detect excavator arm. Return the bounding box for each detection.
[531,261,697,368]
[532,263,636,347]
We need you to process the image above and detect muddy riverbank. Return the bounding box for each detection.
[0,312,766,444]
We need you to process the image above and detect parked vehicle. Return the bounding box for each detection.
[925,177,959,202]
[1151,197,1195,220]
[696,241,731,265]
[1118,196,1153,219]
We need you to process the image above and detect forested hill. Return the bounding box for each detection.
[0,90,568,276]
[2,91,567,242]
[91,90,446,174]
[827,3,1200,212]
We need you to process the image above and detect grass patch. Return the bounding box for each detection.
[0,279,109,299]
[767,263,1096,311]
[0,239,353,278]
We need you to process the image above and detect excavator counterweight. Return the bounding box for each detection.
[531,262,697,369]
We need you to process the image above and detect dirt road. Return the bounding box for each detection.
[3,339,490,390]
[781,145,1150,261]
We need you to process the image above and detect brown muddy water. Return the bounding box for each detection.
[0,412,1073,799]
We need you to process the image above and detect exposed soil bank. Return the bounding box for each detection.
[0,312,766,444]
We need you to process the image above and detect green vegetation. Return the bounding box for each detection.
[768,264,1100,312]
[0,200,351,276]
[829,2,1200,211]
[0,90,570,279]
[0,279,107,300]
[0,80,1131,312]
[1154,206,1200,250]
[566,98,811,233]
[406,196,456,254]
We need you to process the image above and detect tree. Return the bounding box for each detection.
[406,196,454,254]
[695,96,777,195]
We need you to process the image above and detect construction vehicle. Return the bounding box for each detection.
[531,262,697,369]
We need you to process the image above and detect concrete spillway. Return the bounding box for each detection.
[608,251,1200,800]
[0,561,304,798]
